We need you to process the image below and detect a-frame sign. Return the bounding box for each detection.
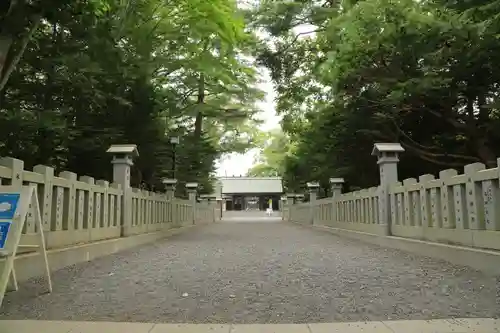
[0,185,52,307]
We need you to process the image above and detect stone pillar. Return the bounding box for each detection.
[307,182,320,201]
[307,182,320,225]
[329,178,344,223]
[162,178,177,200]
[162,178,177,226]
[295,194,305,203]
[107,144,138,236]
[221,196,228,211]
[285,194,296,221]
[214,180,222,199]
[371,143,404,235]
[216,198,223,220]
[329,178,344,199]
[286,194,296,205]
[279,196,285,220]
[186,182,198,225]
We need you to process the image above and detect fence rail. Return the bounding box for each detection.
[287,154,500,252]
[389,163,500,251]
[305,187,385,235]
[0,156,218,252]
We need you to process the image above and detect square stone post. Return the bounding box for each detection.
[222,195,229,211]
[286,194,296,205]
[186,182,198,225]
[200,194,216,223]
[162,178,177,226]
[307,182,320,225]
[371,143,404,236]
[106,144,139,237]
[216,197,223,220]
[285,194,296,221]
[279,196,286,220]
[162,178,177,200]
[329,178,344,223]
[208,196,217,223]
[329,178,344,199]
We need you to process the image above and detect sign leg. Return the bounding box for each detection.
[33,190,52,293]
[7,267,18,292]
[0,251,16,307]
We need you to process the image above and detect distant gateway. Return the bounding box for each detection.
[213,177,283,211]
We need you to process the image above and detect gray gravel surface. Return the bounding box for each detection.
[1,221,499,323]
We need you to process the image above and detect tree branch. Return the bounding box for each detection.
[401,143,475,167]
[0,13,41,92]
[273,29,324,57]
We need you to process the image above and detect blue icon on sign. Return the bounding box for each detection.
[0,221,12,249]
[0,193,20,220]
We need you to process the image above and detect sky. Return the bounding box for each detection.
[214,0,316,177]
[215,67,280,177]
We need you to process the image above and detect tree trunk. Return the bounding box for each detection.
[0,35,14,77]
[476,142,496,168]
[194,73,205,139]
[36,22,58,165]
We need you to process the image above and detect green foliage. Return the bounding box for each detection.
[247,129,292,177]
[252,0,500,191]
[0,0,264,190]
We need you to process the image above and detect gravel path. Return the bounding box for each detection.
[1,220,499,323]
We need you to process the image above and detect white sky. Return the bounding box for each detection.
[215,67,280,176]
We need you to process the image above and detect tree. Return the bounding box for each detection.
[0,0,110,92]
[0,0,264,193]
[247,129,291,177]
[251,0,500,188]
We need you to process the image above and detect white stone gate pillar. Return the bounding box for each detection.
[186,182,198,225]
[107,144,138,237]
[371,143,404,236]
[307,182,320,225]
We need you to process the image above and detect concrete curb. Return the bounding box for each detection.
[1,318,499,333]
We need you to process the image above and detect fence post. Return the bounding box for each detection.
[33,164,54,232]
[329,178,344,198]
[205,196,217,223]
[329,178,344,223]
[371,143,404,236]
[280,196,286,221]
[307,182,320,225]
[285,194,296,221]
[213,180,223,221]
[106,144,138,237]
[186,182,198,225]
[213,196,221,221]
[162,178,177,200]
[162,178,177,227]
